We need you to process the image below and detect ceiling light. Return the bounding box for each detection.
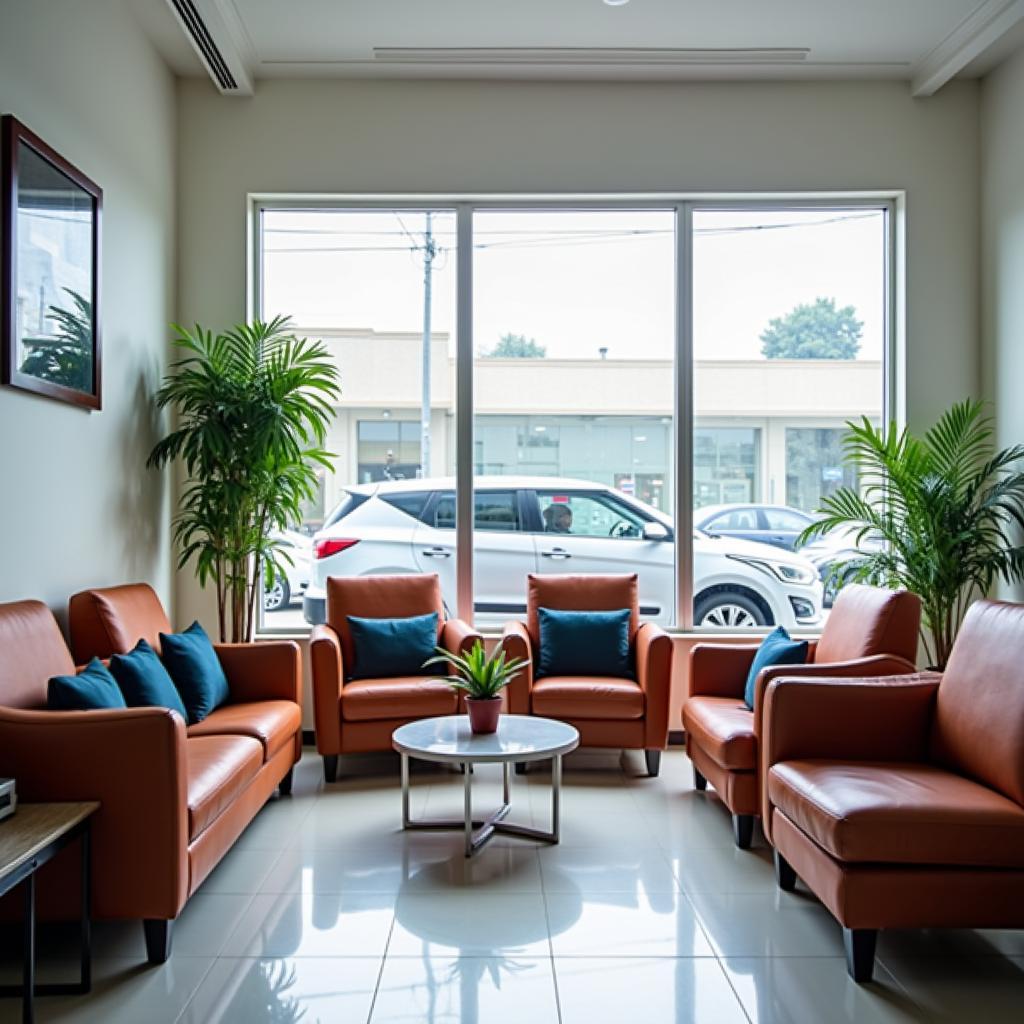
[604,0,630,5]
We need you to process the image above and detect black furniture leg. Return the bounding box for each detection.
[774,849,797,891]
[693,768,708,791]
[323,755,338,783]
[644,750,662,777]
[143,920,172,965]
[80,824,91,993]
[23,871,34,1024]
[278,768,294,796]
[732,813,754,849]
[843,928,878,983]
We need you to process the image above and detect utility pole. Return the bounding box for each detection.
[420,212,436,478]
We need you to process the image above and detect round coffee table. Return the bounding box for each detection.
[392,714,579,857]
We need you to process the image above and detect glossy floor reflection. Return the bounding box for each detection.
[3,746,1024,1022]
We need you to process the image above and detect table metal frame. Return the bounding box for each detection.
[401,753,564,857]
[0,817,92,1024]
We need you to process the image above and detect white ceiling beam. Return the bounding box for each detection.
[911,0,1024,96]
[164,0,255,96]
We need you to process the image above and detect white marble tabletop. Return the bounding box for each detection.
[393,714,580,764]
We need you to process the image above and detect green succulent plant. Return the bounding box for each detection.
[424,640,527,700]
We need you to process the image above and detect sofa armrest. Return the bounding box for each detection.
[310,624,343,756]
[752,653,919,719]
[441,618,482,656]
[687,643,759,699]
[215,641,301,704]
[0,706,189,919]
[499,621,533,715]
[637,622,673,748]
[762,673,940,767]
[759,672,940,844]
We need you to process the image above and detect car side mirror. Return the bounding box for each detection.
[642,522,669,541]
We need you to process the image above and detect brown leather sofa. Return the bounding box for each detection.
[499,573,673,776]
[762,598,1024,982]
[682,584,921,847]
[309,573,480,782]
[0,585,301,964]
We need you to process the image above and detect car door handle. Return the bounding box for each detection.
[541,548,571,560]
[421,547,451,558]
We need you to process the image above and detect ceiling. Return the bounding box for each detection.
[133,0,1024,97]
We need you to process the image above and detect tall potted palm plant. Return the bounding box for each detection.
[799,399,1024,669]
[148,316,341,642]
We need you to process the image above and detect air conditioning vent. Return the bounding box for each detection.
[373,47,811,66]
[169,0,239,91]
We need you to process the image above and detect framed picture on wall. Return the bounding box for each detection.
[1,115,102,410]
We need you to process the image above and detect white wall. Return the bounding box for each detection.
[176,76,981,624]
[0,1,176,623]
[981,47,1024,600]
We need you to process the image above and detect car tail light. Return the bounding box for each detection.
[314,538,359,559]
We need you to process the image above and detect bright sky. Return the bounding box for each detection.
[261,207,885,362]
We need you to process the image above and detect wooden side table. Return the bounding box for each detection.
[0,802,99,1024]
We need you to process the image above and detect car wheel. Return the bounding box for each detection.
[694,592,768,628]
[264,578,291,613]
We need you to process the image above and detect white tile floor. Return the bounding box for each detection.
[3,746,1024,1023]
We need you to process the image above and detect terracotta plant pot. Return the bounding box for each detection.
[466,696,501,735]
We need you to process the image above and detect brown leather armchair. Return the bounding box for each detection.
[682,583,921,848]
[498,573,673,776]
[309,573,480,782]
[762,599,1024,983]
[0,588,301,965]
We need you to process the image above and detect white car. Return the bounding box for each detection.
[264,529,313,613]
[303,477,822,630]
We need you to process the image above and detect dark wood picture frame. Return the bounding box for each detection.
[1,115,102,410]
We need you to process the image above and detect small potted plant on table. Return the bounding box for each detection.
[425,641,526,734]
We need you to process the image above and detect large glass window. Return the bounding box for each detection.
[254,198,891,634]
[257,208,456,628]
[692,207,887,629]
[472,209,676,627]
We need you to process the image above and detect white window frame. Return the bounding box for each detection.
[250,192,902,636]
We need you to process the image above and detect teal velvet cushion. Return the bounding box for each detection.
[743,626,809,710]
[109,639,188,720]
[159,621,230,725]
[48,657,127,711]
[346,612,440,681]
[537,607,633,679]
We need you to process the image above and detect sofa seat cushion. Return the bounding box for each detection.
[682,696,756,770]
[769,759,1024,868]
[187,735,263,840]
[531,676,644,720]
[341,678,458,722]
[187,701,301,761]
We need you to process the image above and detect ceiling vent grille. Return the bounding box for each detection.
[169,0,239,91]
[372,47,811,66]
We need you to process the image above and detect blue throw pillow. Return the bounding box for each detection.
[537,607,633,679]
[743,626,809,711]
[109,639,188,720]
[347,612,440,681]
[159,621,230,725]
[48,658,127,711]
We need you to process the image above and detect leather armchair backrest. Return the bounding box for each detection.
[525,573,639,650]
[68,583,173,661]
[931,599,1024,807]
[0,600,75,709]
[813,584,921,665]
[326,573,444,667]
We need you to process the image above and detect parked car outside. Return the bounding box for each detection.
[264,528,312,612]
[303,477,823,630]
[694,503,817,552]
[800,524,885,607]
